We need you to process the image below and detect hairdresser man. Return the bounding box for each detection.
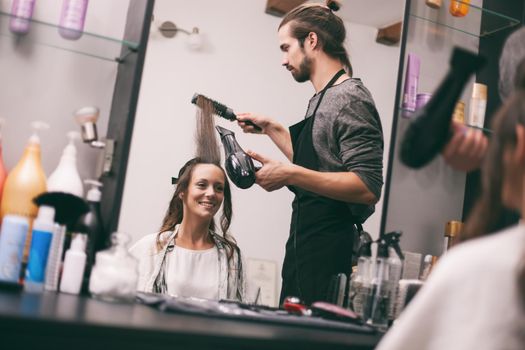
[237,1,383,305]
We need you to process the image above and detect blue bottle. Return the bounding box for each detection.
[0,215,30,283]
[24,206,55,293]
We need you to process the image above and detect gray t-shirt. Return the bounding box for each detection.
[304,78,383,222]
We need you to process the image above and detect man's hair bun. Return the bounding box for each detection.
[326,0,341,12]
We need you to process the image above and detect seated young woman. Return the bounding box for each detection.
[130,158,246,301]
[376,62,525,350]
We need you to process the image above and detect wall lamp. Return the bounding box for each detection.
[158,21,203,50]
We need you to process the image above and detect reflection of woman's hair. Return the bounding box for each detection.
[157,158,238,261]
[463,59,525,308]
[279,0,353,76]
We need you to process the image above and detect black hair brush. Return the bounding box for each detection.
[191,93,262,132]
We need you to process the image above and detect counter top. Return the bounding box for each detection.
[0,289,382,349]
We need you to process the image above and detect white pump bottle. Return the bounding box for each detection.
[47,131,83,197]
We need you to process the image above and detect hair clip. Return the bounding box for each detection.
[171,177,178,185]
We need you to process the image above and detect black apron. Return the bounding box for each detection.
[280,69,357,305]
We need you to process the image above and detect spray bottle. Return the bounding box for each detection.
[0,119,8,206]
[74,180,105,292]
[1,121,49,264]
[47,131,83,197]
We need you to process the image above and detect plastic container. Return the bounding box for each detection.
[9,0,36,35]
[450,0,471,17]
[47,131,83,197]
[415,93,432,111]
[0,215,30,283]
[58,0,89,40]
[452,101,466,124]
[1,122,49,263]
[59,234,87,294]
[75,180,105,292]
[468,83,487,128]
[425,0,442,9]
[0,119,7,205]
[1,121,49,219]
[24,206,55,293]
[402,53,421,113]
[89,232,138,302]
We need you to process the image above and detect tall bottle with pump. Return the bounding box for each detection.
[47,131,83,197]
[1,122,49,262]
[74,180,104,292]
[385,232,404,322]
[0,119,8,206]
[364,237,392,330]
[348,234,373,319]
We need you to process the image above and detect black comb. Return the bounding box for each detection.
[191,93,261,131]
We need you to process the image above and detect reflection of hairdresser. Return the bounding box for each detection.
[442,27,525,171]
[376,61,525,350]
[237,0,383,305]
[130,158,246,301]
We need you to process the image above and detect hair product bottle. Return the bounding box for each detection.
[9,0,36,35]
[443,220,463,254]
[59,233,87,294]
[402,53,421,113]
[74,179,104,292]
[47,131,83,197]
[450,0,471,17]
[0,119,7,206]
[468,83,487,128]
[425,0,442,9]
[24,206,55,292]
[452,101,466,124]
[58,0,89,40]
[1,122,49,263]
[0,215,30,283]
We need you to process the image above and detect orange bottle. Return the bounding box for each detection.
[449,0,471,17]
[0,119,7,205]
[0,121,49,261]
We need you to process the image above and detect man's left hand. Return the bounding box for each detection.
[247,150,292,191]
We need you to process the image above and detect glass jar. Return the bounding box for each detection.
[89,232,138,303]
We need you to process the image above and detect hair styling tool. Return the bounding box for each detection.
[191,93,262,132]
[215,125,258,189]
[400,47,486,168]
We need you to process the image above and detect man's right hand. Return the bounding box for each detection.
[442,121,488,172]
[236,113,273,134]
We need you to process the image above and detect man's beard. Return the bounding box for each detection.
[291,55,312,83]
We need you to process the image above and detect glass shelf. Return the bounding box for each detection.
[0,11,139,62]
[410,1,520,38]
[399,107,493,134]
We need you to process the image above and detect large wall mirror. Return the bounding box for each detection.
[118,0,406,305]
[381,0,524,258]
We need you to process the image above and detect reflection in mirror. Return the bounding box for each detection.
[381,0,509,258]
[119,0,405,306]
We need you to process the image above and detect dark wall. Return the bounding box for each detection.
[462,0,525,227]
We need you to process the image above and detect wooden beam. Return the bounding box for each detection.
[265,0,306,17]
[376,21,402,46]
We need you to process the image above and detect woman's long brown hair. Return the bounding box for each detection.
[462,59,525,308]
[157,97,239,260]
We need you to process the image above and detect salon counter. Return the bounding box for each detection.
[0,289,382,350]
